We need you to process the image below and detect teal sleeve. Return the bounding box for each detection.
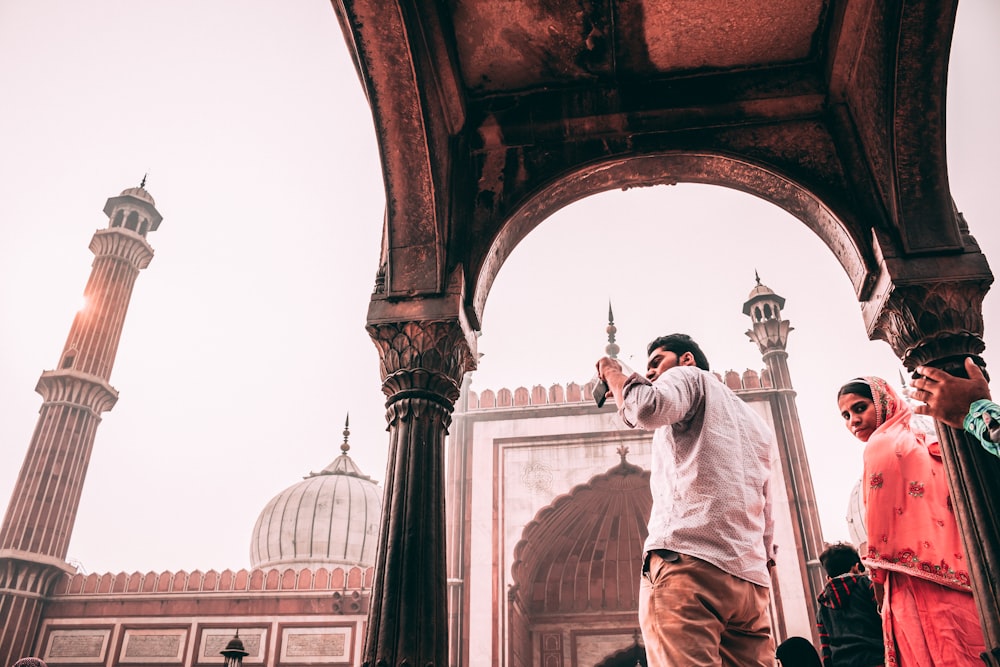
[963,399,1000,459]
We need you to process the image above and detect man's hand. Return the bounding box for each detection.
[595,356,627,408]
[596,356,622,379]
[911,357,991,428]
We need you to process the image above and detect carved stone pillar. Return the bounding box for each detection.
[364,291,477,667]
[869,280,1000,665]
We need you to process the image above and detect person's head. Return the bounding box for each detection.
[645,333,709,380]
[775,636,822,667]
[819,542,863,578]
[12,659,48,667]
[837,378,879,442]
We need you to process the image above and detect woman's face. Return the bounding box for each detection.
[838,392,878,442]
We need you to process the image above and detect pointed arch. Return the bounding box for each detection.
[471,153,877,325]
[510,458,651,616]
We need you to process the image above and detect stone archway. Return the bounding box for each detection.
[335,2,1000,664]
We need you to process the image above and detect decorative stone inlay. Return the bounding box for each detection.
[121,629,185,661]
[521,461,553,493]
[281,627,350,661]
[46,629,109,659]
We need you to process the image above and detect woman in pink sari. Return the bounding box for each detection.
[837,376,985,666]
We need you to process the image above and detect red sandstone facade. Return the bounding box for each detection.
[37,566,372,665]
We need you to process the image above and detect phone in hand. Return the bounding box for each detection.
[593,379,609,407]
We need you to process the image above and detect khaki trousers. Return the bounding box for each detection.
[639,550,774,667]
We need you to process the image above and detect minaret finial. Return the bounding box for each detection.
[754,269,761,286]
[140,172,147,189]
[605,300,620,359]
[341,413,350,454]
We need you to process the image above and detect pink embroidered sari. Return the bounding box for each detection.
[858,377,985,666]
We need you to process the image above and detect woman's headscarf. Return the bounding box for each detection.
[840,375,899,430]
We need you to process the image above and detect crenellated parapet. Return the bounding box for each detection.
[52,565,376,599]
[467,369,772,410]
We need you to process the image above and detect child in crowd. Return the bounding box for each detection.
[816,542,884,667]
[776,636,822,667]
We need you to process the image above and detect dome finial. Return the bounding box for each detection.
[605,300,620,359]
[754,269,761,286]
[341,413,350,454]
[140,172,147,189]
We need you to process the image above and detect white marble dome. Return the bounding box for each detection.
[250,423,382,569]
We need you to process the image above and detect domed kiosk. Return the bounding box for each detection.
[250,417,382,570]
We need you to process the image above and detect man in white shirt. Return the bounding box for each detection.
[596,333,776,667]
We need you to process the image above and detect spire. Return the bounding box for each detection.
[304,413,375,482]
[605,300,620,359]
[341,413,351,454]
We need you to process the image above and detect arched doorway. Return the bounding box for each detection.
[508,452,650,667]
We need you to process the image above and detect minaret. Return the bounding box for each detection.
[743,273,826,639]
[0,182,162,662]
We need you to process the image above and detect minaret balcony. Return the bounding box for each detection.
[34,369,119,415]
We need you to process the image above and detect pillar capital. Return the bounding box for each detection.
[861,243,992,369]
[866,280,989,370]
[367,318,477,406]
[366,267,479,408]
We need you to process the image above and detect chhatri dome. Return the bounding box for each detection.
[250,416,382,569]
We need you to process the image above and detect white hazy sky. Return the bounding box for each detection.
[0,1,997,575]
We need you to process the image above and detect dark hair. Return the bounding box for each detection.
[646,333,710,371]
[837,379,872,401]
[775,636,822,667]
[13,659,49,667]
[819,542,863,577]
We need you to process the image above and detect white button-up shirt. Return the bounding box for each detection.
[620,365,775,587]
